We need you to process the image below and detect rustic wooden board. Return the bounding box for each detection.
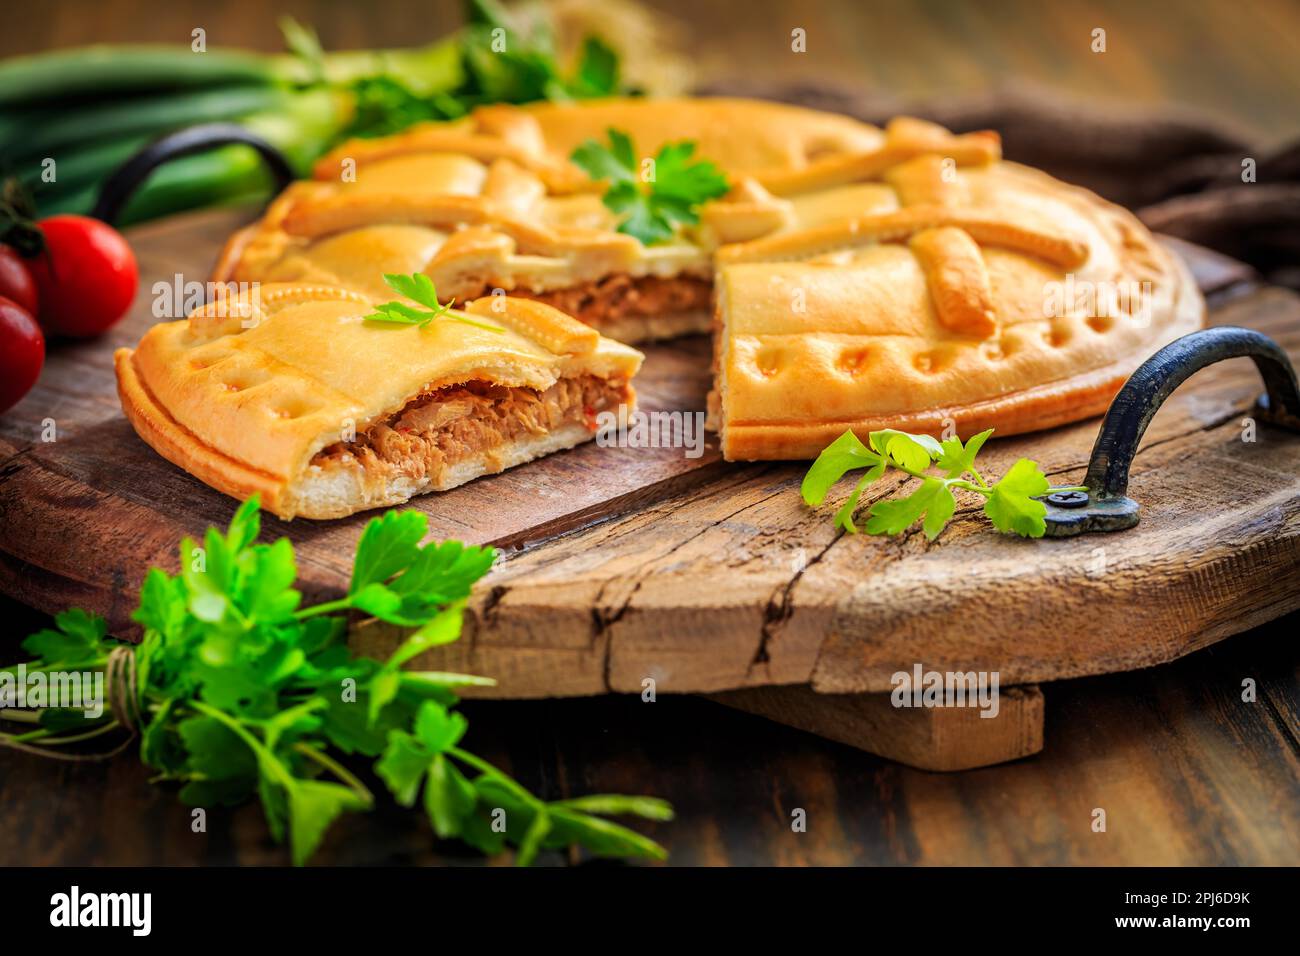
[1,211,1297,704]
[709,684,1045,771]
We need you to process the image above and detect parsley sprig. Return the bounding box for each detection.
[364,273,503,332]
[802,428,1088,539]
[1,499,670,865]
[331,0,627,140]
[570,128,730,245]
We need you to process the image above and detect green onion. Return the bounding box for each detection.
[6,86,294,164]
[0,45,285,107]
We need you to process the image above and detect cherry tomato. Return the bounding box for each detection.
[0,244,38,317]
[0,296,45,413]
[27,215,138,338]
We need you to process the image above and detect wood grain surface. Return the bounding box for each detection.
[1,600,1294,865]
[710,684,1046,771]
[2,209,1296,705]
[3,0,1298,867]
[358,277,1300,698]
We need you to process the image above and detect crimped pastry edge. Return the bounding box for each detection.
[713,246,1204,460]
[116,346,288,510]
[117,345,634,520]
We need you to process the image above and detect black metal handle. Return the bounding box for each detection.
[90,122,295,227]
[1043,326,1300,537]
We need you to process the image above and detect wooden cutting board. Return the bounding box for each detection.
[1,209,1298,713]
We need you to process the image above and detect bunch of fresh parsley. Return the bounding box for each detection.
[0,499,671,865]
[802,428,1087,539]
[570,129,730,245]
[342,0,624,140]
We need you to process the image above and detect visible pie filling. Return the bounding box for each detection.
[312,375,629,486]
[481,275,713,328]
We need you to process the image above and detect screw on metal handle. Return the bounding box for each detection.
[1044,326,1300,537]
[90,123,295,227]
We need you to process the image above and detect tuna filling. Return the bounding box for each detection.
[313,375,628,485]
[485,275,712,327]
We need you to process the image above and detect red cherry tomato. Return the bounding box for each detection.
[27,215,138,338]
[0,244,39,317]
[0,296,45,413]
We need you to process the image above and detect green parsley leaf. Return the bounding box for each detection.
[349,583,404,620]
[134,568,186,638]
[377,703,474,840]
[239,537,301,623]
[21,608,108,666]
[800,430,883,506]
[178,715,256,781]
[864,477,956,541]
[390,540,496,608]
[425,753,477,838]
[652,141,729,207]
[834,464,888,534]
[287,778,371,866]
[350,510,429,594]
[376,730,431,806]
[227,495,262,550]
[869,430,943,473]
[6,491,670,867]
[935,428,994,480]
[343,76,466,141]
[363,273,502,332]
[984,458,1051,537]
[571,130,636,186]
[414,699,468,753]
[570,128,730,245]
[569,37,621,99]
[386,605,466,669]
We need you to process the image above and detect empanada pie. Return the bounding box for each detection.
[119,96,1203,516]
[114,285,642,519]
[212,96,1202,456]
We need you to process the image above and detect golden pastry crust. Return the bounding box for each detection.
[211,99,984,344]
[200,98,1203,468]
[115,283,642,519]
[711,163,1203,459]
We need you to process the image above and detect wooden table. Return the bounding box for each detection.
[2,219,1297,867]
[3,0,1299,867]
[1,590,1295,865]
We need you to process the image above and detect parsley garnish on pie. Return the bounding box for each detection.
[570,128,730,245]
[364,272,503,332]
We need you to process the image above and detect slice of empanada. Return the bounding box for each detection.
[709,162,1202,459]
[114,284,642,519]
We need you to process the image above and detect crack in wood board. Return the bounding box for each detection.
[432,390,1299,697]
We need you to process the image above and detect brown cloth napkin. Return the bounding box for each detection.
[702,81,1300,290]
